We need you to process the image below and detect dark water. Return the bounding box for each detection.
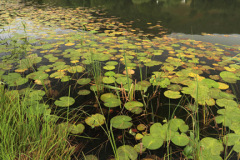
[26,0,240,46]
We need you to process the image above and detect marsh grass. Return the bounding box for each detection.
[0,85,75,159]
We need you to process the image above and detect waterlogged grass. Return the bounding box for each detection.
[1,0,240,160]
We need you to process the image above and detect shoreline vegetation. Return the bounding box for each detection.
[1,0,240,159]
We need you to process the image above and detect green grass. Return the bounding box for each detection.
[0,85,75,159]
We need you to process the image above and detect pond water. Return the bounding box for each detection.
[1,0,240,160]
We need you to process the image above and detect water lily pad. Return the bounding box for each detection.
[134,143,146,153]
[2,73,28,86]
[200,137,223,158]
[110,115,133,129]
[85,113,105,128]
[106,61,118,66]
[218,82,229,90]
[104,71,115,77]
[219,92,236,100]
[103,65,115,70]
[142,134,163,150]
[50,71,66,79]
[216,98,238,108]
[135,133,144,140]
[116,77,133,85]
[164,90,182,99]
[68,66,84,73]
[117,145,138,160]
[104,99,121,108]
[124,101,143,112]
[90,85,104,92]
[54,96,75,107]
[137,124,146,131]
[171,133,189,147]
[220,71,240,83]
[77,89,90,95]
[100,93,117,102]
[77,78,91,85]
[70,123,85,134]
[202,78,219,88]
[167,84,182,91]
[169,118,189,133]
[102,76,115,84]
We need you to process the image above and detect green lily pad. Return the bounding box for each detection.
[68,66,84,73]
[100,93,117,102]
[220,71,240,83]
[116,77,133,85]
[134,143,146,153]
[202,78,219,88]
[50,71,66,79]
[216,98,238,108]
[26,71,49,80]
[219,92,236,100]
[110,115,133,129]
[171,133,189,147]
[54,96,75,107]
[124,101,143,112]
[70,123,85,134]
[61,76,71,82]
[167,84,182,91]
[223,133,240,146]
[2,73,28,86]
[104,71,116,77]
[142,134,163,150]
[85,113,105,128]
[200,137,223,158]
[117,145,138,160]
[164,90,182,99]
[104,99,121,108]
[103,65,115,70]
[102,76,115,84]
[137,124,146,131]
[77,78,91,85]
[90,85,104,92]
[169,118,189,133]
[77,89,90,95]
[106,61,118,66]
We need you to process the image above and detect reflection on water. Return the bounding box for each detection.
[26,0,240,45]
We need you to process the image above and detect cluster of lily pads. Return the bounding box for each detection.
[1,1,240,159]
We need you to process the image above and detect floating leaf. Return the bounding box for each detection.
[102,76,115,84]
[68,66,84,73]
[216,98,238,108]
[117,145,138,160]
[137,124,146,131]
[134,143,146,153]
[169,118,189,133]
[171,133,189,147]
[110,115,133,129]
[164,90,182,99]
[77,89,90,95]
[85,113,105,128]
[218,82,229,90]
[54,96,75,107]
[77,78,91,85]
[142,134,163,150]
[100,93,117,102]
[124,101,143,113]
[70,123,85,134]
[220,71,239,83]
